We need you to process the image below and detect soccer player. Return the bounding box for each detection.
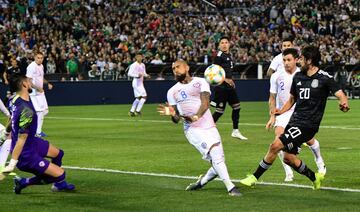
[128,53,149,116]
[240,46,349,189]
[266,37,295,77]
[266,48,326,182]
[1,73,74,194]
[157,60,241,196]
[26,51,53,137]
[0,101,11,170]
[211,36,247,140]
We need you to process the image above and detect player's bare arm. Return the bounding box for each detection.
[275,94,295,115]
[224,78,235,88]
[181,91,210,123]
[334,90,350,112]
[157,103,180,123]
[28,77,44,93]
[266,93,276,130]
[266,68,275,77]
[43,78,53,90]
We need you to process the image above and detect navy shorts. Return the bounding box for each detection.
[17,137,50,175]
[211,83,239,110]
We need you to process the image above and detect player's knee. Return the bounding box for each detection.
[283,156,293,166]
[214,108,224,114]
[231,103,241,110]
[43,109,49,116]
[269,139,282,153]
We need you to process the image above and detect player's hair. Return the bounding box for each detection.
[34,51,43,56]
[9,73,27,93]
[219,36,230,42]
[282,36,294,43]
[282,48,299,59]
[301,45,321,66]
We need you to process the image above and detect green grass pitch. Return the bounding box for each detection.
[0,100,359,211]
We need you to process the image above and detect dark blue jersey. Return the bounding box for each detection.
[288,70,341,131]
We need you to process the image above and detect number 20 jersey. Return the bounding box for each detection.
[288,70,340,131]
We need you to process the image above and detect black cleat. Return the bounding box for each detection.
[228,187,242,197]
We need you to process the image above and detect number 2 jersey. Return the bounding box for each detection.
[167,77,215,131]
[288,70,341,131]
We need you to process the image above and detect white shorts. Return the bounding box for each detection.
[275,110,293,128]
[30,94,48,112]
[133,85,147,98]
[184,127,221,161]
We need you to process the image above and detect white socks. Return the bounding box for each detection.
[130,99,140,113]
[278,150,293,176]
[36,111,44,134]
[308,139,324,166]
[200,167,217,186]
[136,98,146,113]
[0,139,11,167]
[209,144,235,191]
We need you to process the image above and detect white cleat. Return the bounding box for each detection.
[284,174,294,182]
[231,129,248,140]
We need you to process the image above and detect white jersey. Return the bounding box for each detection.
[128,62,147,88]
[270,67,300,110]
[26,61,44,96]
[269,53,284,73]
[167,77,215,131]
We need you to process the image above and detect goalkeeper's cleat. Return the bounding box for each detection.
[240,174,257,187]
[185,175,203,191]
[51,181,75,192]
[228,187,242,197]
[312,172,325,190]
[14,176,27,194]
[128,112,136,117]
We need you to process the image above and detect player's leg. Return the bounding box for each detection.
[209,143,241,196]
[274,126,294,182]
[135,90,147,115]
[211,86,227,122]
[47,144,64,167]
[228,88,247,140]
[0,139,11,169]
[306,138,326,175]
[130,85,140,116]
[283,152,324,189]
[240,137,283,186]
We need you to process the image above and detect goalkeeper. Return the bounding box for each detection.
[1,73,75,194]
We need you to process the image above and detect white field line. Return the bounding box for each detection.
[47,116,360,131]
[63,165,360,193]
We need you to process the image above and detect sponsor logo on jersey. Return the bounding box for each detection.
[297,81,302,86]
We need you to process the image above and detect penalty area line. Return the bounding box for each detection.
[63,165,360,193]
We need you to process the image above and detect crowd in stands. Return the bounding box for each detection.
[0,0,359,82]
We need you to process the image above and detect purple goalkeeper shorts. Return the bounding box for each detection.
[17,137,50,175]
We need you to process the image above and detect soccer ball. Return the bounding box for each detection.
[204,64,226,85]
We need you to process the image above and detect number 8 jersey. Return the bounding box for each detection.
[289,70,341,131]
[167,77,215,131]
